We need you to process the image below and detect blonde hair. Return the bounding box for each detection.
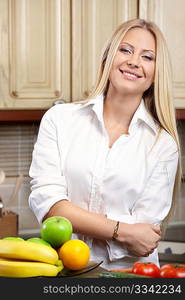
[88,18,182,233]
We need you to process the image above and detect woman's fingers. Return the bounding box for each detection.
[126,242,157,257]
[152,224,161,235]
[123,223,161,257]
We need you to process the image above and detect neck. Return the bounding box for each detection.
[104,88,142,127]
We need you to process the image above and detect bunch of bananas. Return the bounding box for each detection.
[0,239,63,277]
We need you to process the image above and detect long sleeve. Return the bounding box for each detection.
[28,108,69,223]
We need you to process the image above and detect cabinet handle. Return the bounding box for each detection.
[53,99,66,105]
[12,91,18,97]
[55,91,61,97]
[83,90,90,98]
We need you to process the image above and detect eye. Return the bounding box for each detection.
[142,55,154,61]
[119,47,132,54]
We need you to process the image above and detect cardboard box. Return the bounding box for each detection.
[0,199,18,238]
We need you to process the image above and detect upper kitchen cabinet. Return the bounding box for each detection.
[1,0,185,110]
[0,0,137,109]
[139,0,185,108]
[71,0,138,101]
[0,0,71,109]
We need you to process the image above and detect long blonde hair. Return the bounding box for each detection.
[88,18,182,232]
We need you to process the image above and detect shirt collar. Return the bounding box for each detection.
[130,99,158,134]
[79,94,158,135]
[80,94,104,124]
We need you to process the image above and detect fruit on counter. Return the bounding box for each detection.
[3,237,24,241]
[58,239,90,270]
[160,263,185,278]
[40,216,73,248]
[27,237,52,247]
[0,239,59,265]
[0,258,63,278]
[132,262,160,278]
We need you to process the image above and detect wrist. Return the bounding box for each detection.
[116,222,133,243]
[112,221,120,240]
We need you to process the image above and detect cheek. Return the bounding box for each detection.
[109,61,120,80]
[111,58,119,71]
[111,52,124,69]
[147,66,155,82]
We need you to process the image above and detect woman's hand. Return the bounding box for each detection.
[118,223,161,257]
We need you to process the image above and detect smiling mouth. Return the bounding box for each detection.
[119,69,142,79]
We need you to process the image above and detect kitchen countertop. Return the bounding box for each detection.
[63,265,106,278]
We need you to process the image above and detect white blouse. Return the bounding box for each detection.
[29,94,178,270]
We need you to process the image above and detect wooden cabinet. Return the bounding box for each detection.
[0,0,71,109]
[139,0,185,109]
[0,0,185,111]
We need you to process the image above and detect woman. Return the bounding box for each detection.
[29,19,181,270]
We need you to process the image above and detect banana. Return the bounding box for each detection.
[0,240,59,265]
[0,258,63,277]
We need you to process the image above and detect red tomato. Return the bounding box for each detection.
[132,262,160,278]
[160,264,185,278]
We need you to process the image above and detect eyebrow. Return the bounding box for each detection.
[120,42,155,54]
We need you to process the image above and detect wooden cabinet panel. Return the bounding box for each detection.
[139,0,185,108]
[1,0,184,111]
[10,0,62,100]
[0,0,70,109]
[71,0,138,101]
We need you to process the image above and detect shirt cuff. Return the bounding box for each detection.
[29,195,69,224]
[28,175,69,223]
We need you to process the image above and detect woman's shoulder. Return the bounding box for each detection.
[41,102,83,122]
[156,128,178,157]
[160,128,177,146]
[148,128,179,164]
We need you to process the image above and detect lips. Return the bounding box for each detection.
[119,69,142,79]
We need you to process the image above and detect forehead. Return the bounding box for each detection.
[120,27,156,52]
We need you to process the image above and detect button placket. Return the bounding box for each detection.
[88,137,110,213]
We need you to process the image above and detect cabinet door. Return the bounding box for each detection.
[71,0,138,101]
[139,0,185,108]
[0,0,70,109]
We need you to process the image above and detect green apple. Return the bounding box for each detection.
[40,216,73,248]
[27,237,52,247]
[3,237,24,241]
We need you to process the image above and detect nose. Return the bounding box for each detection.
[127,53,140,68]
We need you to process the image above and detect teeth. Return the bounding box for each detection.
[123,71,138,79]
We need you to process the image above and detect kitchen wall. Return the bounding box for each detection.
[173,120,185,223]
[0,121,185,237]
[0,176,40,235]
[0,122,40,236]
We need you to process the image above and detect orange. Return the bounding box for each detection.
[58,239,90,270]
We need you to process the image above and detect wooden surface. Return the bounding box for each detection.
[0,109,185,122]
[139,0,185,109]
[0,110,46,122]
[176,109,185,120]
[0,0,71,109]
